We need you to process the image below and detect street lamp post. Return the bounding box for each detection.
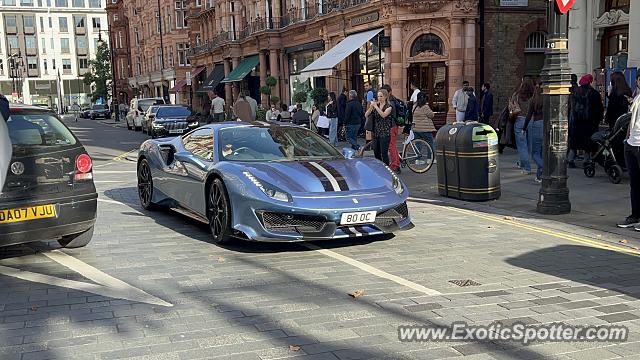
[537,0,572,215]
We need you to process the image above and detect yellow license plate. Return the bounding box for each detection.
[0,205,57,224]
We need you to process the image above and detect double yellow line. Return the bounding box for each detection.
[408,198,640,256]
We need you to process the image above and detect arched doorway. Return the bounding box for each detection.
[600,0,630,68]
[406,33,448,127]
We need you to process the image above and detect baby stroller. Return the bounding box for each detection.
[583,112,631,184]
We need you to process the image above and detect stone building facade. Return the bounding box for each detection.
[106,0,133,105]
[186,0,479,125]
[108,0,193,105]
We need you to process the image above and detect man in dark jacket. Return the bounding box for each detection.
[464,87,480,121]
[344,90,364,150]
[480,82,493,124]
[291,103,310,127]
[337,87,347,126]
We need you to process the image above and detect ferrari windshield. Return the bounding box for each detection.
[219,126,342,161]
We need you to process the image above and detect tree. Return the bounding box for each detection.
[83,41,111,103]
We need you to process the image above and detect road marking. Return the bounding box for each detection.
[303,243,441,296]
[408,197,640,257]
[93,180,130,183]
[93,149,138,168]
[0,250,172,307]
[94,170,137,174]
[97,198,132,206]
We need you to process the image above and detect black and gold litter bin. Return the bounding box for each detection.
[435,122,501,201]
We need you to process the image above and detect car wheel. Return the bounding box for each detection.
[137,159,158,210]
[58,226,94,248]
[208,178,232,244]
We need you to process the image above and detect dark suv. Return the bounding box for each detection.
[0,104,97,248]
[89,104,111,120]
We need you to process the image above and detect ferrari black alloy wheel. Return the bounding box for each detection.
[137,159,157,210]
[208,179,231,244]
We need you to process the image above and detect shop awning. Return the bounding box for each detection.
[169,79,187,93]
[191,66,206,79]
[299,28,383,80]
[221,55,260,83]
[198,64,226,93]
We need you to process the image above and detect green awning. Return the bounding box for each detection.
[221,55,259,83]
[197,64,225,93]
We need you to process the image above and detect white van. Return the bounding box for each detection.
[126,98,166,131]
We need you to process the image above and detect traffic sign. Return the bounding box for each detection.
[556,0,574,14]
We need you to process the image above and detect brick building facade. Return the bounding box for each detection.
[106,0,133,105]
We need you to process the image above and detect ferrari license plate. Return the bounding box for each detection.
[0,204,57,224]
[169,129,183,134]
[341,211,376,225]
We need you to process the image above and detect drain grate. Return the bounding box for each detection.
[449,279,482,287]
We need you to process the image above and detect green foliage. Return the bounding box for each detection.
[259,86,272,95]
[270,96,280,105]
[83,41,111,103]
[292,91,308,105]
[265,76,277,87]
[309,87,328,107]
[256,106,267,121]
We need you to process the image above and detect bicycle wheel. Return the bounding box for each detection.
[403,139,434,173]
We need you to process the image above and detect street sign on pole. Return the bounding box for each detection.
[556,0,575,14]
[186,72,192,86]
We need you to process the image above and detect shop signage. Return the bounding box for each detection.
[499,0,528,6]
[351,12,379,27]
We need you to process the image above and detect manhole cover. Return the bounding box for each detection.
[449,279,481,287]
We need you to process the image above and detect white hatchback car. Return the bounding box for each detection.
[126,98,166,131]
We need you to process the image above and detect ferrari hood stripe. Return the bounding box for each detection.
[318,161,349,191]
[301,162,333,191]
[309,162,341,191]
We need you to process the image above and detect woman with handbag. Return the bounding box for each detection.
[365,89,394,165]
[511,78,535,174]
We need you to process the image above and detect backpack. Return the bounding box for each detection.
[572,92,589,121]
[390,96,407,126]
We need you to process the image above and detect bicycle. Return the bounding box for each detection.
[400,130,435,173]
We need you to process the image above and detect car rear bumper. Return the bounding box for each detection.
[0,193,98,247]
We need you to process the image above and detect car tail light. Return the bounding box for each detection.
[75,154,93,181]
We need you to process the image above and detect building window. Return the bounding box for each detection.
[175,1,187,29]
[72,0,83,7]
[156,47,162,69]
[136,56,141,75]
[195,0,201,6]
[606,0,630,12]
[27,57,37,70]
[92,17,100,29]
[40,17,44,32]
[25,36,36,49]
[23,15,35,28]
[48,16,52,28]
[5,15,17,28]
[59,17,68,32]
[43,59,47,73]
[21,0,33,5]
[134,27,139,45]
[62,58,71,74]
[117,31,122,48]
[60,38,70,53]
[74,15,85,28]
[56,0,68,6]
[113,14,118,21]
[3,0,16,5]
[88,0,99,7]
[50,37,54,50]
[78,57,88,69]
[524,31,547,77]
[52,58,56,69]
[410,34,444,57]
[177,43,189,66]
[7,36,19,51]
[156,11,160,33]
[41,38,46,52]
[76,36,87,49]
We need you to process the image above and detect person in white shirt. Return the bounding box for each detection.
[409,83,421,103]
[452,80,469,122]
[209,90,226,122]
[618,95,640,230]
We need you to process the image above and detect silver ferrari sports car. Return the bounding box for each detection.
[137,122,413,243]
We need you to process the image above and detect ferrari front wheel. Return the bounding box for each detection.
[208,179,232,244]
[138,159,158,210]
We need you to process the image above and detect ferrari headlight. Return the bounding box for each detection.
[385,165,403,195]
[243,172,291,202]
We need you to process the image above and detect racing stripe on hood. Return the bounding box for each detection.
[301,162,334,191]
[309,162,342,191]
[318,161,349,191]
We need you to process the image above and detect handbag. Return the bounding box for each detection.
[508,94,521,118]
[364,112,374,141]
[317,115,330,128]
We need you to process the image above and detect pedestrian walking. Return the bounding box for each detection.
[365,89,394,165]
[118,102,128,121]
[344,90,364,151]
[452,80,470,122]
[523,84,544,183]
[233,92,253,122]
[464,87,480,121]
[326,92,339,146]
[568,74,604,167]
[210,90,226,123]
[338,87,347,125]
[409,83,421,103]
[606,71,633,129]
[277,104,292,122]
[511,77,535,174]
[411,91,436,162]
[480,82,494,124]
[617,94,640,230]
[381,84,402,172]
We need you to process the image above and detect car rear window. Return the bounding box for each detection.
[92,105,108,110]
[139,99,165,112]
[7,113,77,147]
